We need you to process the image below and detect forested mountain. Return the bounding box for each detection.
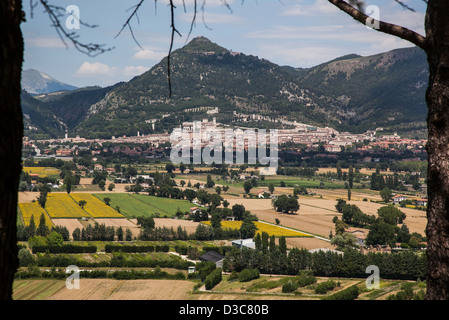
[22,37,428,139]
[296,46,428,134]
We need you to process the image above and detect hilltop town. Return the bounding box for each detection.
[23,116,427,161]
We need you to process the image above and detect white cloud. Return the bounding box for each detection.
[133,48,166,61]
[281,0,340,17]
[75,62,149,80]
[75,62,118,76]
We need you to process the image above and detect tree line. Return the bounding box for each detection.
[223,240,426,280]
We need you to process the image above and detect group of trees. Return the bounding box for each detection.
[272,194,300,214]
[370,169,409,192]
[223,245,426,280]
[72,222,124,242]
[16,213,69,242]
[333,199,424,249]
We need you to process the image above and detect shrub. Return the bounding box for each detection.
[282,280,299,293]
[155,244,169,252]
[32,244,97,254]
[196,261,217,281]
[204,268,222,290]
[238,268,260,282]
[174,245,188,255]
[323,285,359,300]
[315,280,338,294]
[18,248,35,267]
[105,244,154,253]
[297,270,316,287]
[228,270,238,281]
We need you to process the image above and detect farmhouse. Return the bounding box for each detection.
[190,207,200,215]
[199,251,224,268]
[257,191,268,198]
[232,238,256,250]
[345,228,367,247]
[416,198,428,207]
[393,194,407,204]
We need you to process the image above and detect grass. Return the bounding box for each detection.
[93,193,195,218]
[177,173,349,190]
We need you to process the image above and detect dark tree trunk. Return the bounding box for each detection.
[0,0,24,300]
[425,0,449,300]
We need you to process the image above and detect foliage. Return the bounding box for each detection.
[282,280,298,293]
[273,195,300,214]
[323,285,359,300]
[315,280,339,294]
[238,268,260,282]
[204,268,223,290]
[31,244,97,254]
[224,246,426,280]
[377,205,406,225]
[240,219,257,239]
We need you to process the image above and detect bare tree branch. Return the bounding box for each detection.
[168,0,183,98]
[328,0,427,51]
[37,0,113,57]
[115,0,146,50]
[185,0,198,45]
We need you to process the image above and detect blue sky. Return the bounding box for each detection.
[22,0,427,88]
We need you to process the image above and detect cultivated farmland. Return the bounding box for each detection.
[93,193,194,218]
[202,220,313,238]
[18,202,54,228]
[45,193,90,219]
[70,193,125,218]
[22,167,60,178]
[14,279,196,300]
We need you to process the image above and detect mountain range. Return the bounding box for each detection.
[22,68,78,95]
[21,36,429,140]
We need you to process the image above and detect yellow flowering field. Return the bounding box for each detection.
[23,167,60,178]
[202,220,312,237]
[70,193,125,218]
[45,193,91,218]
[18,202,54,228]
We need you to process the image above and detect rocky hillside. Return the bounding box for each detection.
[22,37,429,139]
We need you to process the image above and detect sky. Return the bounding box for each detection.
[21,0,427,88]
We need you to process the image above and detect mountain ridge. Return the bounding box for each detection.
[22,37,428,140]
[22,68,78,95]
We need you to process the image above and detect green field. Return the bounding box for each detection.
[93,193,195,218]
[176,174,352,190]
